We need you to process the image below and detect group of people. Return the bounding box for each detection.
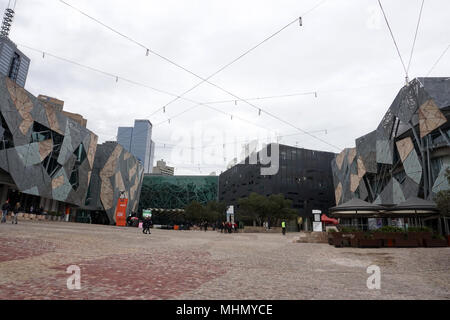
[1,200,22,224]
[219,221,238,233]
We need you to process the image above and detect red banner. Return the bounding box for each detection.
[115,198,128,227]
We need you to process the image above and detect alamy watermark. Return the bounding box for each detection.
[66,265,81,290]
[168,121,280,175]
[366,265,381,290]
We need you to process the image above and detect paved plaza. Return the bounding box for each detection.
[0,221,449,300]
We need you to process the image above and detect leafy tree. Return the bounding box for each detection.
[184,201,205,223]
[238,192,298,226]
[204,201,227,223]
[435,168,450,216]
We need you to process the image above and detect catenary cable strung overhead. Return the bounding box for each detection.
[18,44,278,135]
[16,43,372,148]
[17,43,364,145]
[406,0,425,75]
[19,43,400,151]
[427,43,450,76]
[378,0,409,83]
[57,0,327,117]
[55,0,341,151]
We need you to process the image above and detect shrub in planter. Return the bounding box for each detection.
[340,226,360,233]
[374,226,404,233]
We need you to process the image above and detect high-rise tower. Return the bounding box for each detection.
[0,1,30,88]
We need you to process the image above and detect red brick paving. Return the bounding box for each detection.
[0,221,449,300]
[0,249,225,300]
[0,236,57,263]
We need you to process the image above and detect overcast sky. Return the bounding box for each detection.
[5,0,450,175]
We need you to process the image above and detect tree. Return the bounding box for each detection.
[435,168,450,216]
[237,193,298,226]
[184,201,205,223]
[204,201,227,223]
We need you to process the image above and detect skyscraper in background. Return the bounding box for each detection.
[117,120,155,174]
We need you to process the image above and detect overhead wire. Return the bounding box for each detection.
[426,43,450,76]
[56,0,341,151]
[406,0,425,75]
[377,0,409,82]
[18,44,276,134]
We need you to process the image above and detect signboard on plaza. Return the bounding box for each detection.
[143,209,152,218]
[313,221,323,232]
[227,205,234,223]
[115,198,128,227]
[313,209,322,222]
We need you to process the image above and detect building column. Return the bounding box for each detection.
[0,185,9,204]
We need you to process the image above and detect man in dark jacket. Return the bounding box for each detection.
[142,217,152,234]
[1,200,10,223]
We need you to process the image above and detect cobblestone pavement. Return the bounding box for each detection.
[0,221,449,300]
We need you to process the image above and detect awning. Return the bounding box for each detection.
[382,197,438,216]
[329,198,384,217]
[321,214,339,225]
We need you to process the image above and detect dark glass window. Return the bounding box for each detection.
[0,114,14,150]
[8,53,21,82]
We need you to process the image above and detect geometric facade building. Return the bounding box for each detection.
[0,76,98,212]
[140,174,218,210]
[84,141,144,224]
[332,77,450,206]
[117,119,155,174]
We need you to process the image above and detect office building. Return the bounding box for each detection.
[219,143,336,228]
[0,37,30,89]
[152,159,174,176]
[117,119,155,174]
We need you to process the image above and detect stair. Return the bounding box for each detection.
[294,232,328,244]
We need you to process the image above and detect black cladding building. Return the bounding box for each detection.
[219,143,336,227]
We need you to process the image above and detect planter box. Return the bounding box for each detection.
[394,239,420,247]
[384,239,395,247]
[358,239,382,248]
[330,233,343,247]
[350,238,359,247]
[406,232,432,247]
[424,239,448,247]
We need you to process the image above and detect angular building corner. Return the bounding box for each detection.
[331,77,450,206]
[0,75,144,225]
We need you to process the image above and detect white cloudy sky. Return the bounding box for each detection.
[5,0,450,174]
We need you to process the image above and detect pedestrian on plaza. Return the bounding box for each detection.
[1,199,10,223]
[220,221,225,233]
[12,202,21,225]
[281,220,286,235]
[142,217,151,234]
[204,221,208,232]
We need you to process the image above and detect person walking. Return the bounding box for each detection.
[1,199,10,223]
[142,217,151,234]
[12,202,21,224]
[281,220,286,235]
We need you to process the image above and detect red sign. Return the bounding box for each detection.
[115,198,128,227]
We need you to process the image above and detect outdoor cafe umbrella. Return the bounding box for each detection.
[329,198,384,218]
[382,197,439,227]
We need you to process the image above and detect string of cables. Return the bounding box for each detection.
[55,0,342,151]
